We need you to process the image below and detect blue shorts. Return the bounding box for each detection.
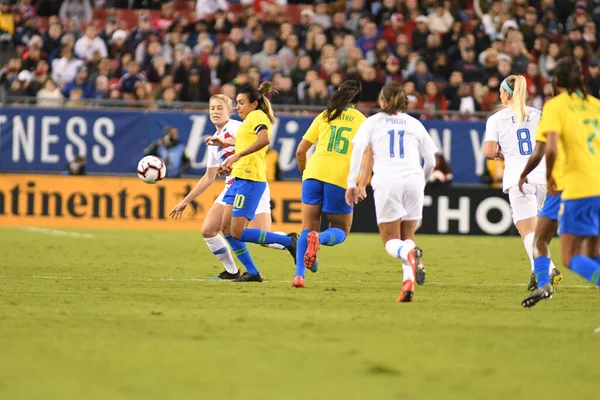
[559,196,600,236]
[223,178,267,220]
[539,193,561,221]
[301,179,353,215]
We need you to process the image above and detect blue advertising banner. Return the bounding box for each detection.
[0,108,487,183]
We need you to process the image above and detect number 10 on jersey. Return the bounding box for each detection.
[388,130,405,158]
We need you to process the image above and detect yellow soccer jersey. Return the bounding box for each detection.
[537,92,600,200]
[232,110,272,182]
[303,107,367,188]
[536,106,565,192]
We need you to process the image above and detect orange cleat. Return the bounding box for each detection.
[406,248,417,278]
[396,280,415,303]
[304,231,320,270]
[292,275,305,288]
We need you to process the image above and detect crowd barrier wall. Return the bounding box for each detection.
[0,108,487,184]
[0,174,515,235]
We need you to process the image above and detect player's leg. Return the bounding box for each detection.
[249,185,289,251]
[509,184,539,289]
[293,179,323,287]
[374,181,417,302]
[301,182,353,274]
[532,216,561,292]
[236,181,296,257]
[400,175,426,285]
[221,181,262,282]
[201,199,239,279]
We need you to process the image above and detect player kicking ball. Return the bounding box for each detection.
[346,82,437,302]
[523,57,600,307]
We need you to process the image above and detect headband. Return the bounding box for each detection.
[501,78,513,95]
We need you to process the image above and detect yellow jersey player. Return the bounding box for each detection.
[292,81,367,288]
[219,82,298,282]
[523,57,600,307]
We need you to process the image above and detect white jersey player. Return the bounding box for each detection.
[483,74,555,283]
[170,94,283,280]
[346,82,438,303]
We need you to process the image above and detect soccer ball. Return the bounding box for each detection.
[137,155,166,184]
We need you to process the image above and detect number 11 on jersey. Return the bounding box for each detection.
[388,130,405,158]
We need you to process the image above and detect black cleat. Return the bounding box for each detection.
[527,272,538,291]
[286,232,298,264]
[232,272,263,282]
[522,283,553,308]
[414,246,426,285]
[215,270,241,280]
[550,268,563,292]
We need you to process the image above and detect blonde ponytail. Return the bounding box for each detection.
[503,75,528,123]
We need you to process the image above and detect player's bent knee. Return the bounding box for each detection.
[201,227,220,238]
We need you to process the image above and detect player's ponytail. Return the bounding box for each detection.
[503,75,528,123]
[555,57,587,99]
[238,82,278,124]
[323,80,362,122]
[380,82,408,115]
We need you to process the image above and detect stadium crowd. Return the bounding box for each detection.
[0,0,599,118]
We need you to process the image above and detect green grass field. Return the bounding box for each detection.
[0,227,599,400]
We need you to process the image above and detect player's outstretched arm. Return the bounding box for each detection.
[170,168,218,219]
[518,141,545,193]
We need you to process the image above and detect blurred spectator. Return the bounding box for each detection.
[66,86,85,107]
[75,26,108,62]
[51,45,84,88]
[157,86,178,109]
[480,75,501,111]
[63,65,94,98]
[408,59,433,94]
[449,83,481,116]
[454,46,484,83]
[179,68,210,102]
[153,74,173,101]
[196,0,228,19]
[119,60,146,93]
[152,2,176,31]
[65,155,86,175]
[144,127,190,178]
[270,75,296,105]
[428,3,454,34]
[356,21,379,55]
[416,81,448,119]
[43,22,63,58]
[94,75,108,99]
[0,0,14,45]
[359,65,382,102]
[586,59,600,98]
[412,15,430,51]
[251,37,278,73]
[302,77,328,106]
[59,0,92,23]
[132,81,154,109]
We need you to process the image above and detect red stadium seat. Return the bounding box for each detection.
[37,17,49,32]
[117,9,140,30]
[174,1,195,12]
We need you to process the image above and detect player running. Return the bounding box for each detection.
[218,82,297,282]
[346,82,437,302]
[291,80,366,288]
[517,95,564,294]
[483,75,560,287]
[170,94,286,280]
[523,57,600,307]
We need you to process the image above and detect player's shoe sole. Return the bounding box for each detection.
[522,283,553,308]
[414,246,426,285]
[292,275,305,288]
[550,268,563,292]
[232,272,263,282]
[527,272,538,291]
[304,231,320,270]
[396,280,415,303]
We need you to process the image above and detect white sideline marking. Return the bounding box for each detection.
[20,227,94,239]
[0,275,595,289]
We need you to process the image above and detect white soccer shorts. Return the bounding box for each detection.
[508,183,546,224]
[215,182,272,215]
[372,174,425,224]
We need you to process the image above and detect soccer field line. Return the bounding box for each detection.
[0,274,596,289]
[17,227,95,239]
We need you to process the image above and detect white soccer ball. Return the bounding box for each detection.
[137,155,166,184]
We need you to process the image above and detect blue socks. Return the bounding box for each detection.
[224,235,259,275]
[319,227,346,246]
[240,229,292,247]
[569,255,600,286]
[534,256,551,287]
[295,230,309,279]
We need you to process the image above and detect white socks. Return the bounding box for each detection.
[523,232,535,272]
[204,235,238,274]
[266,231,286,250]
[385,239,415,282]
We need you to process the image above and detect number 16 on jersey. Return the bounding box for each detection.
[388,130,405,158]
